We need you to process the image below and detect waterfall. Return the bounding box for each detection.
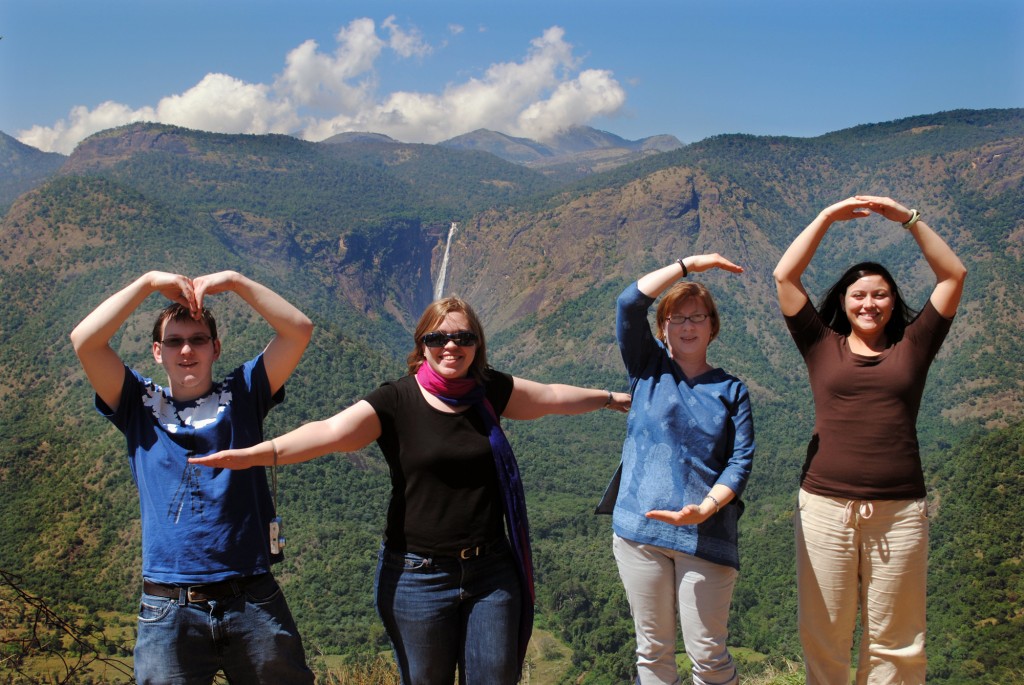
[433,222,458,300]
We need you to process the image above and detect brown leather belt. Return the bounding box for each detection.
[143,573,268,604]
[456,544,489,560]
[408,540,506,560]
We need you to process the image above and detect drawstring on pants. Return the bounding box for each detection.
[843,500,874,527]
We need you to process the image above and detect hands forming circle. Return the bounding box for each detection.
[149,270,241,319]
[824,196,914,225]
[854,195,914,224]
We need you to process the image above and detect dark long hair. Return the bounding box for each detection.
[817,261,916,341]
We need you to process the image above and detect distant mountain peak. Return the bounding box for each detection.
[0,130,67,208]
[439,125,682,177]
[439,129,554,163]
[321,131,400,145]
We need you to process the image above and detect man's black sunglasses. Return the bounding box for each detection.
[421,331,479,348]
[159,334,214,348]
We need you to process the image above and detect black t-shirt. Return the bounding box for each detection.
[363,371,514,554]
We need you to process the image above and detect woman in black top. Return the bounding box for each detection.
[192,296,630,685]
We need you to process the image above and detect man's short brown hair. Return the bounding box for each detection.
[152,303,218,342]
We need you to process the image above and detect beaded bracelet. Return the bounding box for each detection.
[902,209,921,229]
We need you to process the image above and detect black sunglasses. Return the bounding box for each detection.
[159,334,214,348]
[421,330,479,348]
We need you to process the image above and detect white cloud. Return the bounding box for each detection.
[19,101,156,155]
[156,73,300,135]
[302,24,626,144]
[517,69,627,140]
[382,15,431,58]
[276,18,384,112]
[18,19,626,154]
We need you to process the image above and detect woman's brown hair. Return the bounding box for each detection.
[654,281,720,343]
[406,297,490,381]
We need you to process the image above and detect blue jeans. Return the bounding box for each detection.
[374,542,522,685]
[133,573,314,684]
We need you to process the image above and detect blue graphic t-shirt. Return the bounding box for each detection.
[97,354,283,584]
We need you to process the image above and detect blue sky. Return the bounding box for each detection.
[2,0,1022,155]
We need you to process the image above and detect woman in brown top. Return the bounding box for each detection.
[773,196,966,685]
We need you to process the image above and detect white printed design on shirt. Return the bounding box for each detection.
[139,381,235,523]
[142,385,233,432]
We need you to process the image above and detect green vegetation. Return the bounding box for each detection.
[1,110,1023,683]
[0,131,66,213]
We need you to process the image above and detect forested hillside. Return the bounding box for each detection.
[1,110,1022,683]
[0,131,66,212]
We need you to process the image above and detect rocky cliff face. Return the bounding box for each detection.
[60,123,197,172]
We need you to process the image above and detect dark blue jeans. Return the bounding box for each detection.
[133,573,313,684]
[374,543,522,685]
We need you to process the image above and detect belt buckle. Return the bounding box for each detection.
[186,586,207,603]
[459,545,481,560]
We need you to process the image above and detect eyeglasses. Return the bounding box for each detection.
[159,334,214,348]
[666,314,710,325]
[421,330,479,348]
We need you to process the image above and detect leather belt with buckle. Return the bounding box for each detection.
[455,540,506,559]
[402,540,504,561]
[459,545,483,560]
[143,574,267,603]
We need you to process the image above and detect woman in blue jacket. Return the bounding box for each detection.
[612,253,754,685]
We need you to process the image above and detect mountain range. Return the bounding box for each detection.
[1,110,1022,683]
[325,124,682,175]
[0,131,65,209]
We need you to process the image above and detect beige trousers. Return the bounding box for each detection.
[795,489,929,685]
[613,534,738,685]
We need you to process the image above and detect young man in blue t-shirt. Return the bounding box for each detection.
[70,270,315,684]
